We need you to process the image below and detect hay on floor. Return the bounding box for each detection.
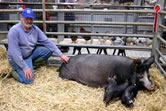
[0,64,165,111]
[0,48,165,111]
[0,47,7,60]
[0,47,12,75]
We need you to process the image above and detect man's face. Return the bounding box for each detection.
[21,16,33,29]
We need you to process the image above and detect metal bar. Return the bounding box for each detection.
[42,0,46,33]
[0,38,152,51]
[0,2,42,5]
[0,2,154,8]
[0,20,153,26]
[55,44,152,50]
[43,9,155,14]
[0,20,43,23]
[152,1,166,75]
[138,16,154,19]
[0,9,42,12]
[124,8,128,34]
[46,32,154,38]
[0,31,154,38]
[45,21,153,26]
[159,24,166,30]
[160,11,166,15]
[0,20,19,23]
[92,25,133,27]
[155,59,166,77]
[161,63,166,67]
[0,9,155,14]
[0,31,8,34]
[157,35,166,44]
[152,7,162,60]
[156,48,166,63]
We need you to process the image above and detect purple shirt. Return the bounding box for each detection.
[7,22,62,69]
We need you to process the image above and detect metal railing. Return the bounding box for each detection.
[1,0,166,74]
[153,3,166,76]
[0,1,163,63]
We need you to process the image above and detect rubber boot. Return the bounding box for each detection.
[10,70,19,81]
[33,57,47,69]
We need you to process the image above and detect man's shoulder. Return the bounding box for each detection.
[9,23,21,32]
[32,25,40,30]
[32,25,43,33]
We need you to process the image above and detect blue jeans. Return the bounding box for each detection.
[9,46,52,84]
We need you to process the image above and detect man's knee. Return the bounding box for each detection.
[36,46,53,59]
[11,70,35,84]
[19,77,35,84]
[43,47,53,58]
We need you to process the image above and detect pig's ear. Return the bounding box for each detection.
[144,56,155,67]
[132,58,142,67]
[131,58,143,72]
[133,58,142,65]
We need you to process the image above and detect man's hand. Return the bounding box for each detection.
[60,54,69,63]
[23,67,33,79]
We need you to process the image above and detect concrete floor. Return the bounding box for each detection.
[67,47,151,58]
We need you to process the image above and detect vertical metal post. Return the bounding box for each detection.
[152,0,164,60]
[57,1,65,43]
[90,5,94,36]
[132,0,139,34]
[90,9,95,41]
[152,27,160,59]
[123,7,128,34]
[42,0,46,33]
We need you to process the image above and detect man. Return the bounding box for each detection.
[7,8,69,84]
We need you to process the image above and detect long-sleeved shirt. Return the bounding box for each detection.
[8,22,62,70]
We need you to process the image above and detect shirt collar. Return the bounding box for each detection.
[20,21,34,33]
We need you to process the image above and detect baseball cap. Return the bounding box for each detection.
[21,8,34,19]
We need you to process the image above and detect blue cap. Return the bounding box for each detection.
[21,8,34,19]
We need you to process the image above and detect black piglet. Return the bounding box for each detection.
[121,84,138,107]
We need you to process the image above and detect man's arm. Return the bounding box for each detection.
[36,28,62,56]
[36,27,69,62]
[8,28,28,69]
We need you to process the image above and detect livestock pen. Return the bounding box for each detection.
[0,0,166,111]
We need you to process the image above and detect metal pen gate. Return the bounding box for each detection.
[0,0,165,75]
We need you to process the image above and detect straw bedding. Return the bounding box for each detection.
[0,47,166,111]
[0,47,12,75]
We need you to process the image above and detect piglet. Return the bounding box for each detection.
[121,84,138,107]
[103,76,129,107]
